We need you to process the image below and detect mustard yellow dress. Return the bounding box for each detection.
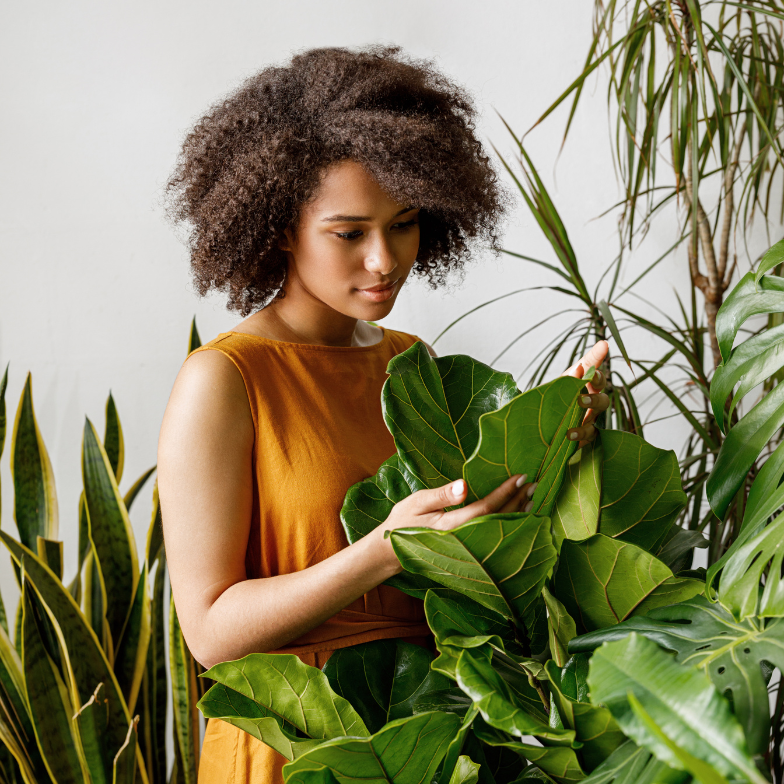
[189,327,431,784]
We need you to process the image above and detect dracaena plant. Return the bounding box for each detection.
[0,320,206,784]
[435,1,784,579]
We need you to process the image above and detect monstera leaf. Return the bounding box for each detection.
[199,653,368,761]
[551,534,704,632]
[569,595,784,756]
[322,638,450,734]
[552,433,686,554]
[587,634,767,784]
[390,513,556,654]
[281,711,460,784]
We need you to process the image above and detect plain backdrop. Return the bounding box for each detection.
[0,1,774,642]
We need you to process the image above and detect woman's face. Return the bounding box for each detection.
[281,160,420,322]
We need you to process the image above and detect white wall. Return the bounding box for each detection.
[0,2,770,620]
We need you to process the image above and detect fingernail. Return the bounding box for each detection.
[515,474,528,488]
[524,500,533,513]
[568,431,580,440]
[526,483,538,498]
[451,480,466,498]
[582,395,591,405]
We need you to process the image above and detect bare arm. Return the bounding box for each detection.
[158,349,533,669]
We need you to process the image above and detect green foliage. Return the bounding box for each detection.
[0,320,204,784]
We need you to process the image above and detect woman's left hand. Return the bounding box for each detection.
[563,340,610,446]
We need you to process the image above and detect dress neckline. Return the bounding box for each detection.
[223,324,391,352]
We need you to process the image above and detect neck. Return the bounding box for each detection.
[241,274,368,348]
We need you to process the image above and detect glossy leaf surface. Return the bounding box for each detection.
[114,563,150,714]
[569,596,784,756]
[455,650,573,742]
[200,652,368,761]
[543,587,576,668]
[169,598,199,782]
[552,534,704,632]
[552,443,601,547]
[282,711,459,784]
[323,638,450,733]
[390,514,555,650]
[579,741,686,784]
[588,633,765,783]
[545,660,624,771]
[384,342,518,489]
[462,375,586,513]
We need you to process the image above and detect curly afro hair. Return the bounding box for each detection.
[166,45,508,315]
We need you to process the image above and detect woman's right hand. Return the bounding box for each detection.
[372,474,536,575]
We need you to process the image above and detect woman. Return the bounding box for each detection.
[158,46,607,783]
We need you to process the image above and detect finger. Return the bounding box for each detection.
[562,362,584,379]
[567,424,596,445]
[499,481,537,513]
[409,479,468,514]
[438,474,525,528]
[579,340,608,374]
[587,368,606,394]
[577,393,610,411]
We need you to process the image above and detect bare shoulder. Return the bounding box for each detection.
[159,349,253,458]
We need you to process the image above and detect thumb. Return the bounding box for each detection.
[412,479,467,513]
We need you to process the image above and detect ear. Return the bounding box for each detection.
[278,226,294,253]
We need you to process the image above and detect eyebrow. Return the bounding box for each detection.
[321,206,417,223]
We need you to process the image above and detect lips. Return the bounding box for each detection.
[357,279,399,303]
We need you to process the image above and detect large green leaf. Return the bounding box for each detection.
[552,534,704,632]
[10,374,58,550]
[169,598,199,782]
[323,639,450,733]
[596,432,685,552]
[754,236,784,284]
[341,454,434,597]
[281,711,460,784]
[718,510,784,620]
[543,587,576,668]
[455,650,574,743]
[424,589,521,679]
[714,271,784,364]
[82,418,139,647]
[544,660,624,772]
[705,443,784,596]
[383,342,518,489]
[438,705,479,784]
[390,514,556,653]
[551,432,686,554]
[462,375,587,513]
[569,595,784,756]
[587,633,766,784]
[711,322,784,432]
[579,741,686,784]
[199,652,368,761]
[473,720,585,784]
[0,532,132,767]
[20,582,83,784]
[552,444,601,548]
[708,273,784,517]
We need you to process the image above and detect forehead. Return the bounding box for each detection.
[305,160,405,216]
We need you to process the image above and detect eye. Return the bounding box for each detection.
[335,230,363,241]
[392,219,419,231]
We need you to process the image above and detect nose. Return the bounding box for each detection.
[364,234,398,276]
